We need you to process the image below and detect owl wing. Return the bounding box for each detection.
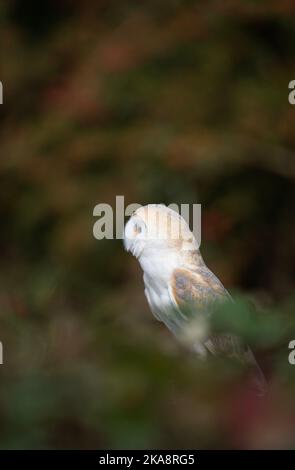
[169,266,231,318]
[169,266,251,359]
[168,266,266,394]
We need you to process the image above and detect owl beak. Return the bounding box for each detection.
[123,219,134,253]
[123,234,132,253]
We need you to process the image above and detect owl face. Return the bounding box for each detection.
[124,213,149,258]
[124,204,196,258]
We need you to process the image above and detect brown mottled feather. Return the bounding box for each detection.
[170,267,260,362]
[171,266,230,311]
[171,267,243,357]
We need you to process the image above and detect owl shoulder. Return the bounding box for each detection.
[170,266,229,307]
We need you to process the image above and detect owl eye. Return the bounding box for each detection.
[134,223,142,234]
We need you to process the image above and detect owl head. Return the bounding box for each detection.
[124,204,197,258]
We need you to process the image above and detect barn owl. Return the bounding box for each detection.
[124,204,266,395]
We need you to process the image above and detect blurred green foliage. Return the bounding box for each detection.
[0,0,295,449]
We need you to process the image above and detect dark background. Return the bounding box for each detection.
[0,0,295,449]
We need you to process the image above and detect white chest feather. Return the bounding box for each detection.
[139,250,183,333]
[143,272,171,315]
